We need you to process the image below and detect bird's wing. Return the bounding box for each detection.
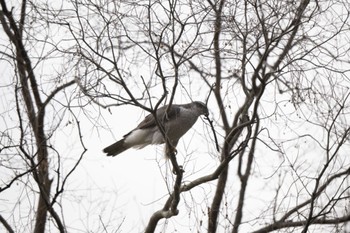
[136,104,181,129]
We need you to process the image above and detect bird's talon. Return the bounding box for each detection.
[179,165,184,172]
[166,145,177,157]
[172,165,184,175]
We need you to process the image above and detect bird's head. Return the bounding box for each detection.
[192,101,209,117]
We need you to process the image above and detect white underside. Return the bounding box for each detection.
[124,128,164,149]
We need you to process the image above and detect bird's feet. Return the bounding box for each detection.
[172,165,184,175]
[166,145,177,157]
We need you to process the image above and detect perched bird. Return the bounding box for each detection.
[103,101,209,156]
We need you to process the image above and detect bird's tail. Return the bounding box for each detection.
[103,139,128,156]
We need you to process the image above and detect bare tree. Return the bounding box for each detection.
[0,1,83,232]
[1,0,350,232]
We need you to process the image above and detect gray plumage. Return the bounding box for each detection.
[103,101,208,156]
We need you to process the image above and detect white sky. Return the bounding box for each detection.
[1,0,350,232]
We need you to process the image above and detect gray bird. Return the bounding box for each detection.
[103,101,208,156]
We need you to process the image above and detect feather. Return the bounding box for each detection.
[136,105,180,129]
[103,101,208,157]
[103,139,128,156]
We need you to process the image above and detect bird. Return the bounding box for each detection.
[103,101,209,157]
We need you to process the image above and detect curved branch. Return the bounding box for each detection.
[252,214,350,233]
[0,214,14,233]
